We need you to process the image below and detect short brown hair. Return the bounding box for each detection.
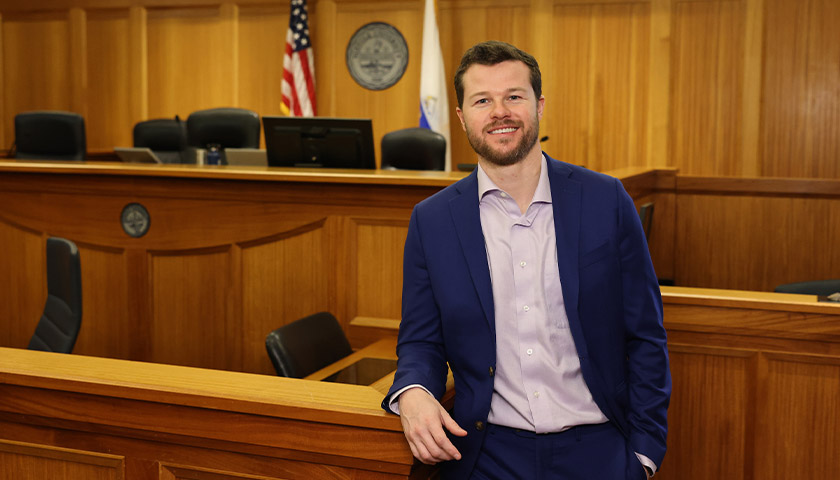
[453,41,542,108]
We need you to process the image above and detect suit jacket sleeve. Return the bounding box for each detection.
[382,205,450,412]
[615,179,671,466]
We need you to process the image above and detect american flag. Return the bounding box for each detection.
[281,0,316,117]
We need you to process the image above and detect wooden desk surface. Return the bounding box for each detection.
[0,342,400,431]
[0,159,469,187]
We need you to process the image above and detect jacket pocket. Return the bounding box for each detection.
[580,240,613,268]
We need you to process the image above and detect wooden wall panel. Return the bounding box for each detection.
[353,219,408,321]
[1,0,840,178]
[548,1,650,171]
[86,9,134,150]
[0,222,44,349]
[237,3,288,134]
[147,6,236,120]
[1,11,73,148]
[0,440,124,480]
[761,0,840,179]
[151,248,235,370]
[755,354,840,478]
[160,463,283,480]
[73,244,132,360]
[671,0,745,176]
[241,225,331,375]
[674,192,840,291]
[662,346,753,480]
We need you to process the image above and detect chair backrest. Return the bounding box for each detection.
[14,111,86,160]
[265,312,353,378]
[28,237,82,353]
[381,127,446,171]
[638,202,654,241]
[186,107,261,150]
[133,118,187,163]
[774,279,840,296]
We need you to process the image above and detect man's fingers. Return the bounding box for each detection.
[440,407,468,437]
[398,388,465,464]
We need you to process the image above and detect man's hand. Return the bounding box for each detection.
[398,387,468,464]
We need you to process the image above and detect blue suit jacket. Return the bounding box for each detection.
[383,155,671,479]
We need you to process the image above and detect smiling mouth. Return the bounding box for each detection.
[488,126,518,134]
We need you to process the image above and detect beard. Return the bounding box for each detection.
[466,114,540,167]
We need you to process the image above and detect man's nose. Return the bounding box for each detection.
[490,101,510,119]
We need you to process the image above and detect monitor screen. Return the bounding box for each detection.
[262,116,375,169]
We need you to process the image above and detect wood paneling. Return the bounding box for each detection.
[1,0,839,178]
[761,0,840,178]
[658,287,840,480]
[671,0,745,176]
[353,219,409,321]
[0,161,458,366]
[0,224,43,349]
[86,9,134,150]
[1,10,73,147]
[146,5,236,119]
[237,3,288,130]
[240,224,331,375]
[664,346,754,480]
[548,1,650,171]
[756,353,840,479]
[0,439,124,480]
[674,188,840,291]
[0,341,429,479]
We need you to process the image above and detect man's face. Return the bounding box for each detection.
[456,60,544,166]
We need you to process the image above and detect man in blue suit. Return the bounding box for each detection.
[382,41,670,480]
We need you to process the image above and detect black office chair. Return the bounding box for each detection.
[28,237,83,353]
[265,312,353,378]
[14,111,86,160]
[133,117,188,164]
[381,127,446,170]
[774,279,840,296]
[638,202,654,241]
[186,108,260,164]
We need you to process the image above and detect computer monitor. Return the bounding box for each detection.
[262,116,375,169]
[114,147,162,164]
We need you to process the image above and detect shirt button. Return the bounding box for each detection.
[520,261,526,267]
[500,192,508,198]
[526,348,533,355]
[523,305,530,312]
[534,391,540,398]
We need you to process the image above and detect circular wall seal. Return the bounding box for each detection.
[121,203,150,238]
[346,22,408,91]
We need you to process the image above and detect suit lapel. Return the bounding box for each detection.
[546,157,587,356]
[449,172,496,333]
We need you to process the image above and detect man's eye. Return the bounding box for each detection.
[509,95,522,100]
[475,99,489,104]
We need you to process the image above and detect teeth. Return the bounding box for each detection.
[490,127,516,134]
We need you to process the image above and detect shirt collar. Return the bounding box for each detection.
[477,154,552,204]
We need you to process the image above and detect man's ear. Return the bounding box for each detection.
[455,107,466,132]
[537,95,545,120]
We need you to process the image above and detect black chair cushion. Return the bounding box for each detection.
[265,312,353,378]
[15,111,86,160]
[28,238,82,353]
[134,118,187,151]
[381,127,446,171]
[774,279,840,296]
[186,108,260,149]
